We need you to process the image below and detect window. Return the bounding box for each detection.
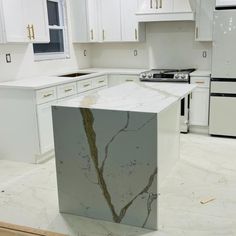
[33,0,69,61]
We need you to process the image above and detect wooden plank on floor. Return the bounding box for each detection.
[0,222,67,236]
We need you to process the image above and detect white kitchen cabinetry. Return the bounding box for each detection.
[100,0,122,41]
[190,76,210,127]
[0,0,49,43]
[71,0,145,43]
[23,0,49,43]
[37,101,56,154]
[138,0,173,13]
[121,0,145,41]
[87,0,99,42]
[109,74,139,87]
[0,75,108,163]
[195,0,215,41]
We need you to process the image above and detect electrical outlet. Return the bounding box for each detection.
[202,51,207,58]
[6,53,11,63]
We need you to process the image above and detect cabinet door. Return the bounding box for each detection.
[195,0,215,41]
[121,0,139,41]
[138,0,173,13]
[87,0,99,42]
[23,0,49,43]
[1,0,28,42]
[190,88,210,126]
[37,101,56,154]
[100,0,121,41]
[70,0,88,42]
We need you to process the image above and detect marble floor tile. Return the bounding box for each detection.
[0,133,235,235]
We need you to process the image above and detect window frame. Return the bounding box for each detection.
[34,0,70,61]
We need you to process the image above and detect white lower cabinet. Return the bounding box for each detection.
[109,74,139,87]
[37,101,56,154]
[0,75,108,163]
[190,76,210,126]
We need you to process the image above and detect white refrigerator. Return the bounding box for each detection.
[210,10,236,137]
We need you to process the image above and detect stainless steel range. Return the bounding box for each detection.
[139,69,196,133]
[139,69,195,82]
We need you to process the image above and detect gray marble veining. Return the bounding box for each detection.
[53,107,158,230]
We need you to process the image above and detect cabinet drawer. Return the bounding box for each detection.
[191,77,210,88]
[77,79,93,93]
[36,87,57,104]
[93,76,108,89]
[57,82,77,99]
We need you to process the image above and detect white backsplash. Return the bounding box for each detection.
[90,22,212,70]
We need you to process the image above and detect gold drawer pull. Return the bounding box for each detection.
[195,81,205,84]
[43,93,53,98]
[126,79,134,82]
[83,84,90,87]
[65,88,73,92]
[98,80,105,83]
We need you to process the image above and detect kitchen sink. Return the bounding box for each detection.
[58,72,93,77]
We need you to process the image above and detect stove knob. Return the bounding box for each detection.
[174,74,179,80]
[140,73,146,79]
[181,74,186,79]
[147,73,153,79]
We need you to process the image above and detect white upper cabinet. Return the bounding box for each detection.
[137,0,173,13]
[0,0,49,43]
[23,0,49,43]
[0,0,26,43]
[87,0,99,42]
[195,0,215,41]
[121,0,145,42]
[71,0,145,43]
[100,0,122,42]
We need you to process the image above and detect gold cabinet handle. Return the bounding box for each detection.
[30,25,35,40]
[83,84,90,87]
[135,29,138,40]
[43,93,53,98]
[64,88,73,92]
[195,81,205,84]
[156,0,158,9]
[160,0,162,8]
[196,27,199,39]
[126,79,134,82]
[98,80,105,83]
[102,30,105,41]
[27,24,31,40]
[90,29,94,40]
[150,0,153,8]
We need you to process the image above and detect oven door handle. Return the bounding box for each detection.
[211,93,236,97]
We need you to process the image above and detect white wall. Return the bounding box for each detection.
[0,43,91,82]
[90,22,212,70]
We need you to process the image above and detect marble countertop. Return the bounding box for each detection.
[190,70,211,77]
[0,68,145,90]
[55,82,196,114]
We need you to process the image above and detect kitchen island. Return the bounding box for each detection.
[52,82,195,230]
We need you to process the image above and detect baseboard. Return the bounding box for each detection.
[189,125,209,135]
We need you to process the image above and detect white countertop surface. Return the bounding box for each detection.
[55,82,196,114]
[0,68,145,90]
[190,70,211,77]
